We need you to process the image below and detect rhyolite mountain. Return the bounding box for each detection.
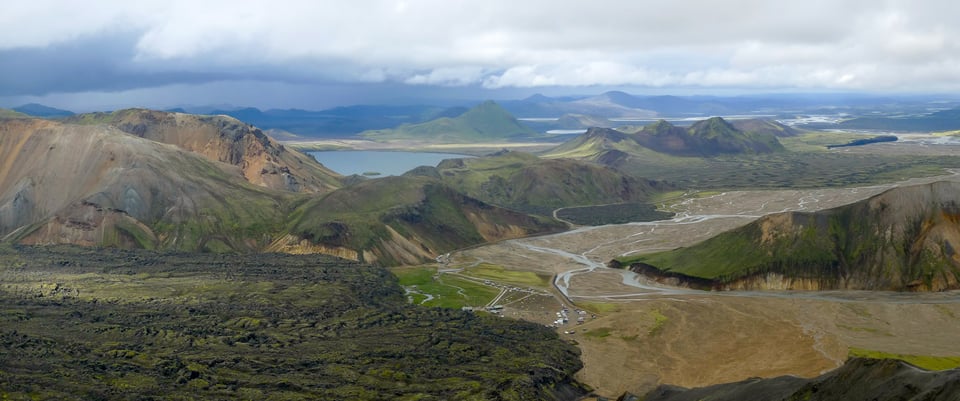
[64,109,341,193]
[638,358,960,401]
[615,181,960,291]
[360,100,537,142]
[0,112,567,263]
[0,117,293,251]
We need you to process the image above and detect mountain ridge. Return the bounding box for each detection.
[64,109,342,193]
[545,117,785,164]
[616,181,960,291]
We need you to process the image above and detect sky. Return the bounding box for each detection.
[1,0,958,111]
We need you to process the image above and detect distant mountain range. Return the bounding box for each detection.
[500,91,960,119]
[616,181,960,291]
[360,101,537,142]
[11,103,75,118]
[834,107,960,132]
[10,92,960,137]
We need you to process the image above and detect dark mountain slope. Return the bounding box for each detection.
[617,181,960,291]
[641,358,960,401]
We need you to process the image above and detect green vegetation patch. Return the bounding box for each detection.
[0,109,29,119]
[583,327,613,338]
[614,146,960,190]
[578,302,621,314]
[461,263,551,288]
[848,348,960,371]
[648,309,668,337]
[392,267,500,309]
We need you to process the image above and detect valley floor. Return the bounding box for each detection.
[441,169,960,398]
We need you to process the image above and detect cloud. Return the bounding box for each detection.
[0,33,228,96]
[3,0,960,101]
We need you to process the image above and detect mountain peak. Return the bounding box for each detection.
[523,93,553,102]
[689,117,738,138]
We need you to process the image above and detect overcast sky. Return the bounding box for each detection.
[1,0,958,111]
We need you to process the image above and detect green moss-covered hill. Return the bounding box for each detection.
[0,108,31,119]
[360,101,537,142]
[281,175,567,265]
[729,118,802,137]
[633,117,784,156]
[407,151,668,216]
[543,117,786,174]
[0,245,586,400]
[616,181,960,291]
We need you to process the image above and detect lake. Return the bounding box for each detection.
[308,151,472,177]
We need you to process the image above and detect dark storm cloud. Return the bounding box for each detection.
[3,0,960,109]
[0,33,228,96]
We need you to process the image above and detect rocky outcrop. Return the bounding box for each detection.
[266,234,361,260]
[18,201,157,249]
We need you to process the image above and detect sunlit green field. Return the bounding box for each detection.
[848,348,960,371]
